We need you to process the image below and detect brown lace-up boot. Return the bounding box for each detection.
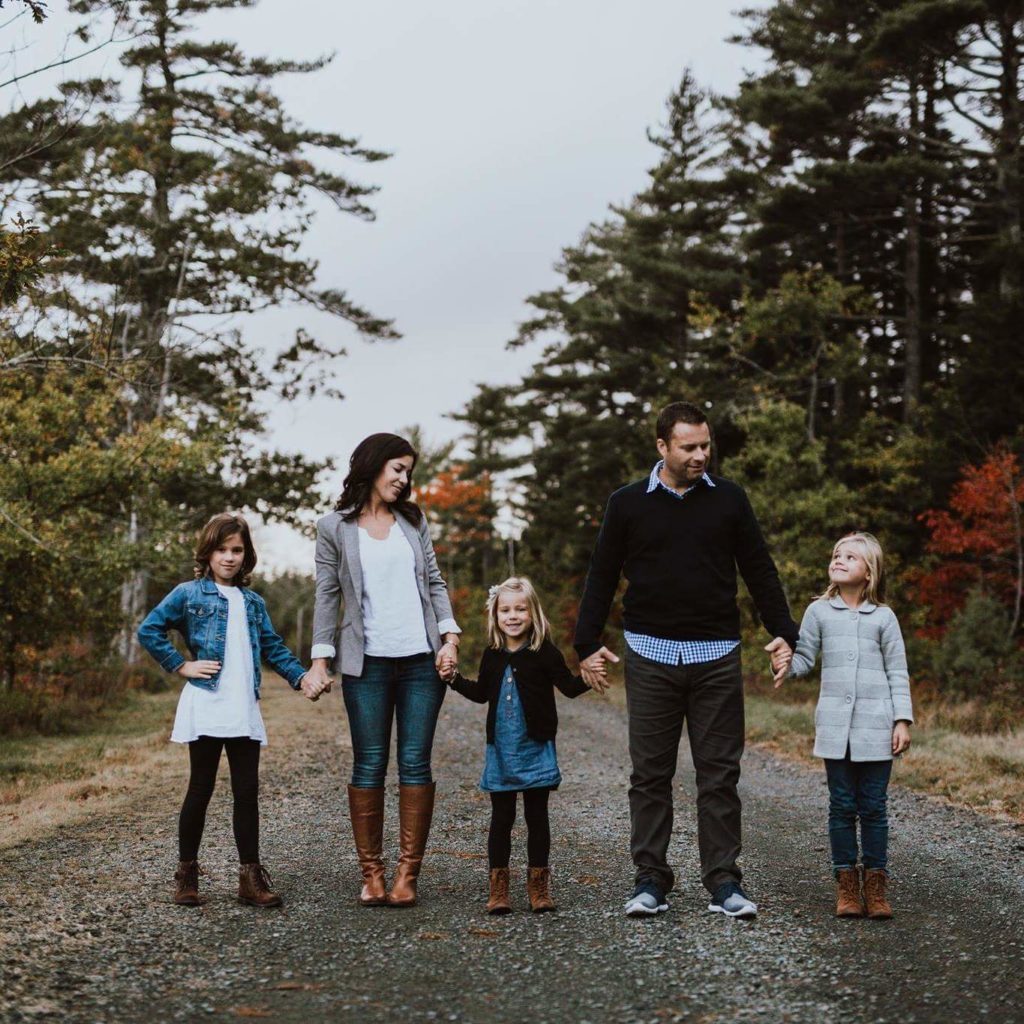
[238,863,283,908]
[173,860,201,906]
[526,866,556,913]
[348,786,387,906]
[834,868,862,917]
[388,782,436,907]
[486,868,512,915]
[862,868,892,919]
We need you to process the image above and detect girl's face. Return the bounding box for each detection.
[829,542,869,590]
[208,532,246,585]
[372,455,414,507]
[496,592,532,649]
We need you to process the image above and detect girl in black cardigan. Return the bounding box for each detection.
[439,576,607,914]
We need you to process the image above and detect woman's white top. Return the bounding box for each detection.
[359,523,432,658]
[170,583,267,745]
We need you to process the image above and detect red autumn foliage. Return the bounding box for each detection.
[413,464,492,561]
[916,448,1024,637]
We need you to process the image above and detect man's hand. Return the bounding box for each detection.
[580,646,619,692]
[764,637,792,688]
[302,659,333,702]
[177,660,221,679]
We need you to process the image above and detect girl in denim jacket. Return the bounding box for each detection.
[138,512,310,909]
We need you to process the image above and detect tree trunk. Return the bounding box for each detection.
[903,74,923,424]
[996,13,1023,306]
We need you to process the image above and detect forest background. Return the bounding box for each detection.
[1,1,1021,812]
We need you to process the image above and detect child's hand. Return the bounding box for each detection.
[438,656,457,683]
[178,660,221,679]
[892,721,911,755]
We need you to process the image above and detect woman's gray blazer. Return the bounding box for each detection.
[310,508,459,677]
[788,596,913,762]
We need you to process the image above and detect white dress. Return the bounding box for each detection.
[170,583,267,745]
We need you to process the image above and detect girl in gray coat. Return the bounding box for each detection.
[782,532,912,921]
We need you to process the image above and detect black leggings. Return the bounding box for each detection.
[179,736,261,863]
[488,788,551,869]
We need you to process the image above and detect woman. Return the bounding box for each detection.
[306,433,460,908]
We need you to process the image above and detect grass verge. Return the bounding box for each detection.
[744,688,1024,822]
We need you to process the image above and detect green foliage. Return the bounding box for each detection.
[932,588,1023,700]
[721,398,857,612]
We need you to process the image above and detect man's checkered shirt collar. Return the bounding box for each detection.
[646,461,715,495]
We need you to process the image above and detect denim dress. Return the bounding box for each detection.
[480,665,561,792]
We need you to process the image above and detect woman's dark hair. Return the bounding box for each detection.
[193,512,257,586]
[335,433,423,526]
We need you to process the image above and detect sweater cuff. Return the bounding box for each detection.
[574,642,601,662]
[437,618,460,637]
[310,643,335,660]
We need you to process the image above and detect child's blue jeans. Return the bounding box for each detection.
[823,755,892,875]
[341,653,446,788]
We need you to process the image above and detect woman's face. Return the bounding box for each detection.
[372,455,415,506]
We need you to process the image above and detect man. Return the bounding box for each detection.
[575,401,797,919]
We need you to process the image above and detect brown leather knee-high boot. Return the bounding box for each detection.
[348,785,387,906]
[387,782,436,908]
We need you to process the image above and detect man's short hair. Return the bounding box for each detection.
[656,401,708,442]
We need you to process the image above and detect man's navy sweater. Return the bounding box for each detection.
[573,474,799,660]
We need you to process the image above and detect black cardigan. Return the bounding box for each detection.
[449,639,590,743]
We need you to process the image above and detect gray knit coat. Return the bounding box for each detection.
[788,596,913,761]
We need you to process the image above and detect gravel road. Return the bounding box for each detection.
[2,677,1022,1024]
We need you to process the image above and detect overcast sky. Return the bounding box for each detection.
[14,1,768,572]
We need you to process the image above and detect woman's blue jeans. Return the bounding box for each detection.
[824,755,892,875]
[342,653,446,788]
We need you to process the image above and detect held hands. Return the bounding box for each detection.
[177,660,221,679]
[580,646,618,695]
[892,721,912,756]
[764,637,793,688]
[301,661,333,702]
[436,640,458,683]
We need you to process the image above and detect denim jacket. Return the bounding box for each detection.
[137,578,307,698]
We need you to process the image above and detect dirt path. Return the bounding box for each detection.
[2,677,1022,1023]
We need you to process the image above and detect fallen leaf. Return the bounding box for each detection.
[418,931,448,940]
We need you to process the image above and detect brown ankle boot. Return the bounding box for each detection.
[238,863,283,908]
[173,860,201,906]
[527,866,556,913]
[348,786,387,906]
[863,868,892,919]
[487,868,512,915]
[387,782,436,907]
[835,868,862,917]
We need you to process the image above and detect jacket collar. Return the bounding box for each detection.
[198,576,252,601]
[828,594,878,614]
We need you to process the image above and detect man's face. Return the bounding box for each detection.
[657,421,711,484]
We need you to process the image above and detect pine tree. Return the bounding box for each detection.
[0,0,395,656]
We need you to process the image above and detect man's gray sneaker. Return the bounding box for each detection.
[624,887,668,917]
[708,882,757,918]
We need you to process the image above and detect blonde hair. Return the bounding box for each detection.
[486,576,551,651]
[819,532,887,605]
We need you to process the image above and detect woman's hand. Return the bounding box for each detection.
[302,660,333,702]
[438,656,457,683]
[177,660,221,679]
[892,721,911,755]
[435,639,458,676]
